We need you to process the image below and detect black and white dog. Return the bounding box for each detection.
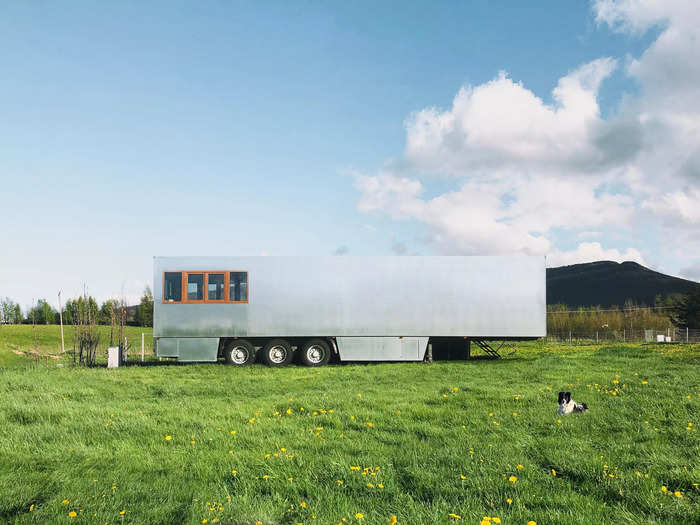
[557,391,588,415]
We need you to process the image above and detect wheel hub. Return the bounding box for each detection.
[307,345,324,363]
[270,346,287,363]
[231,346,248,364]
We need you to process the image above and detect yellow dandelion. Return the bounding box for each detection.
[355,512,364,519]
[552,469,557,476]
[165,435,172,441]
[286,408,292,415]
[367,422,374,427]
[674,490,682,498]
[442,394,448,398]
[509,475,517,483]
[489,412,494,417]
[527,522,537,525]
[300,502,307,508]
[516,464,523,469]
[378,483,384,488]
[557,419,562,424]
[350,466,361,471]
[389,516,397,525]
[492,519,501,524]
[29,504,34,512]
[460,474,466,480]
[448,513,461,520]
[230,430,236,435]
[506,498,512,504]
[612,379,619,384]
[661,485,668,492]
[202,520,207,524]
[337,480,344,484]
[641,380,648,385]
[191,440,196,445]
[120,510,126,515]
[231,469,237,475]
[262,474,269,479]
[512,412,517,417]
[68,511,77,518]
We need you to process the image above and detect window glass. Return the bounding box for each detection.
[187,273,204,300]
[229,272,248,302]
[207,273,225,300]
[163,272,182,302]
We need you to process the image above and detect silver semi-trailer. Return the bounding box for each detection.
[153,255,546,365]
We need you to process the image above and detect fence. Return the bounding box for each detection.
[545,327,700,345]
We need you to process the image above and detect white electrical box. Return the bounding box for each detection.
[107,347,120,368]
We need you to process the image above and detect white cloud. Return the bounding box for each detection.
[405,58,619,176]
[355,171,634,256]
[547,242,646,268]
[355,1,700,270]
[642,188,700,224]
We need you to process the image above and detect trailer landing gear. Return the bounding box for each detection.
[471,340,518,359]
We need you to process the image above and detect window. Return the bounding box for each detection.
[207,273,225,301]
[163,272,182,302]
[229,272,248,302]
[163,270,248,303]
[187,273,204,301]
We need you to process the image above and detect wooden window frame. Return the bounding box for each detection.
[184,272,206,303]
[161,270,249,304]
[205,272,227,303]
[162,271,184,303]
[228,271,249,303]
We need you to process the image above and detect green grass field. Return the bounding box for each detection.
[0,327,698,524]
[0,325,153,367]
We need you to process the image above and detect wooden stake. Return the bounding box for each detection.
[58,291,65,354]
[141,332,145,362]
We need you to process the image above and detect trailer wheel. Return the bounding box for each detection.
[299,339,331,367]
[224,340,255,366]
[262,339,294,366]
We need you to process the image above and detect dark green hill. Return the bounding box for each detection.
[546,261,700,307]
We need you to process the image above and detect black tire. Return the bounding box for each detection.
[299,338,331,367]
[224,339,255,366]
[262,339,294,366]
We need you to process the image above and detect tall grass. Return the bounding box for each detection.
[547,303,672,333]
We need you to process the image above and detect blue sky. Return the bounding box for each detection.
[1,1,699,309]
